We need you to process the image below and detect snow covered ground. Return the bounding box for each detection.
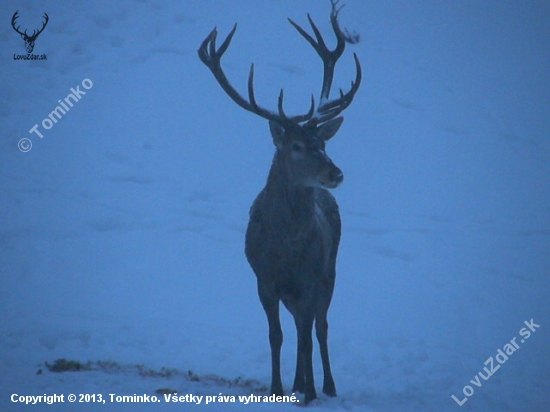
[1,0,549,411]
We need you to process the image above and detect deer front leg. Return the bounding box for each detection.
[258,283,284,396]
[316,314,336,397]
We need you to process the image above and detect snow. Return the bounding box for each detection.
[1,0,549,411]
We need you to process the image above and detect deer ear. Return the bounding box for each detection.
[269,121,285,149]
[318,117,344,141]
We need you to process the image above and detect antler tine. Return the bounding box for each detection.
[277,90,288,119]
[216,23,236,59]
[247,63,280,121]
[293,95,316,124]
[198,25,315,125]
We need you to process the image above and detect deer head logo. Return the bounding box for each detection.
[11,11,49,54]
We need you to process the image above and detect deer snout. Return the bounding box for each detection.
[332,167,344,185]
[321,164,343,189]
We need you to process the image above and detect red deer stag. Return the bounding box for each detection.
[198,0,361,404]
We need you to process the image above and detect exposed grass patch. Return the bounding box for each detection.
[41,358,268,394]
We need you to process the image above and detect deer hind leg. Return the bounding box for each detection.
[294,311,317,404]
[257,282,284,396]
[291,316,305,394]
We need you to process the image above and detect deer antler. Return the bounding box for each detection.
[198,25,315,125]
[197,1,361,126]
[11,11,49,40]
[32,13,49,39]
[11,11,26,37]
[289,0,361,125]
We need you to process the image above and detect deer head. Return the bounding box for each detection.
[198,0,361,189]
[12,11,49,54]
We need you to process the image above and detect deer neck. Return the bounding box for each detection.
[264,152,316,226]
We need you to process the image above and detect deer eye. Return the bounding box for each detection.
[291,142,304,152]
